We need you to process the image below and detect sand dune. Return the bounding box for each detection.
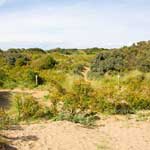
[3,117,150,150]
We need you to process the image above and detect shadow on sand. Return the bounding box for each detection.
[0,92,11,109]
[0,134,38,150]
[0,143,17,150]
[0,91,39,149]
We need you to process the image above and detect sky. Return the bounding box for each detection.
[0,0,150,49]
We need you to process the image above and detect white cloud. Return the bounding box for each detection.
[0,1,150,49]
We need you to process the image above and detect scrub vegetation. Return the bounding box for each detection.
[0,41,150,128]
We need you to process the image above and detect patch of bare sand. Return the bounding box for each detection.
[3,117,150,150]
[0,89,49,99]
[0,89,49,106]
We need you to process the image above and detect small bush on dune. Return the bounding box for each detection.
[73,64,85,76]
[13,94,44,120]
[62,80,95,115]
[26,70,44,86]
[0,70,7,87]
[5,71,150,126]
[53,112,97,126]
[0,108,12,129]
[127,94,150,111]
[33,55,58,70]
[114,101,133,114]
[49,80,100,125]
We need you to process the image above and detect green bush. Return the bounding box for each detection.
[73,64,85,76]
[37,55,58,70]
[0,108,13,129]
[13,94,42,120]
[26,70,44,86]
[5,52,29,66]
[0,70,7,87]
[90,41,150,76]
[15,57,29,66]
[53,112,97,126]
[62,80,95,115]
[127,96,150,110]
[114,101,133,114]
[91,50,126,75]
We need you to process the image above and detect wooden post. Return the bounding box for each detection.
[35,75,38,86]
[117,74,120,89]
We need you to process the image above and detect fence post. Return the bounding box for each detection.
[35,75,38,86]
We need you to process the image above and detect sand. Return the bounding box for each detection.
[3,116,150,150]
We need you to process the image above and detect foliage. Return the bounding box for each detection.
[13,94,43,120]
[91,41,150,76]
[73,64,85,76]
[53,112,97,126]
[0,41,150,126]
[26,70,44,86]
[91,50,126,75]
[0,108,14,129]
[33,55,58,70]
[0,70,7,87]
[4,52,29,66]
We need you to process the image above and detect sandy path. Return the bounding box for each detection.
[81,67,90,82]
[3,117,150,150]
[0,89,49,99]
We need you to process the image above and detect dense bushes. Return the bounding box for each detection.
[91,41,150,76]
[0,70,7,87]
[47,76,150,123]
[13,94,48,120]
[11,73,150,123]
[33,55,58,70]
[91,50,126,75]
[1,41,149,89]
[0,41,150,126]
[1,72,150,127]
[73,64,85,76]
[0,109,13,129]
[26,70,44,86]
[5,52,29,66]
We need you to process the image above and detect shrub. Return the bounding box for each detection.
[6,55,16,65]
[5,53,29,66]
[26,70,44,86]
[69,80,94,113]
[127,96,150,110]
[91,50,126,75]
[96,98,115,114]
[0,109,17,150]
[90,42,150,76]
[73,64,85,76]
[26,48,46,53]
[0,70,7,87]
[53,112,97,126]
[15,57,29,66]
[37,55,58,70]
[13,94,42,120]
[138,57,150,72]
[114,101,133,114]
[49,80,100,125]
[0,108,13,129]
[72,114,97,126]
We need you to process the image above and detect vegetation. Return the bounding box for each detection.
[0,41,150,128]
[91,41,150,76]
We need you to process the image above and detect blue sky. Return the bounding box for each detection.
[0,0,150,49]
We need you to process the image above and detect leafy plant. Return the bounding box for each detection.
[13,94,42,120]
